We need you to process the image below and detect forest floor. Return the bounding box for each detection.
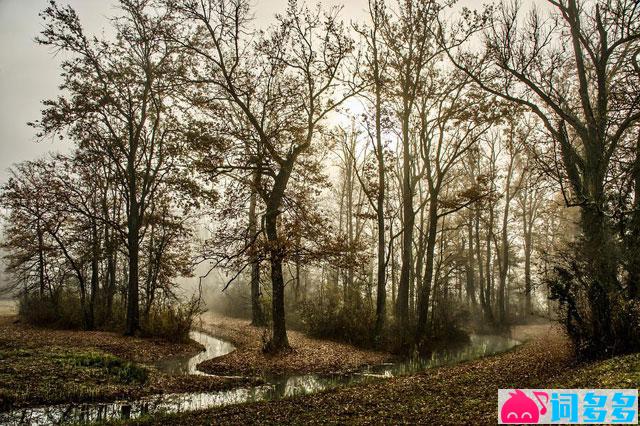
[196,313,390,376]
[0,307,391,412]
[0,312,258,411]
[128,324,640,425]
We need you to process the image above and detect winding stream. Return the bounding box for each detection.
[0,330,520,425]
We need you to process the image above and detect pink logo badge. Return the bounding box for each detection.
[500,389,549,424]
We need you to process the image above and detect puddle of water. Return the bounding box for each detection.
[0,331,519,425]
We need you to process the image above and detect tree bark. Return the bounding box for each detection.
[497,178,512,326]
[478,204,494,325]
[125,197,140,336]
[522,193,533,315]
[373,31,387,336]
[345,132,355,305]
[465,216,478,307]
[396,108,414,329]
[105,229,116,322]
[416,197,438,339]
[36,218,45,299]
[582,204,614,350]
[88,219,99,330]
[263,166,292,351]
[248,170,265,326]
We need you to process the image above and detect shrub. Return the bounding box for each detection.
[297,290,377,348]
[140,296,205,343]
[18,291,84,329]
[19,290,204,345]
[546,243,640,359]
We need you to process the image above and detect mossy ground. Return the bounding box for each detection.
[0,316,259,411]
[0,347,148,410]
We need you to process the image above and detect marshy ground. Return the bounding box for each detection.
[0,306,391,414]
[0,307,259,411]
[2,302,639,425]
[128,325,640,425]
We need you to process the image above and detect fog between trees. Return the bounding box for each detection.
[1,0,639,359]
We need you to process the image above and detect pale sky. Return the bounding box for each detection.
[0,0,522,185]
[0,0,373,184]
[0,0,545,289]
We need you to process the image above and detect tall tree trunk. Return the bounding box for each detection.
[487,230,494,314]
[105,230,116,322]
[248,170,265,326]
[144,225,155,320]
[103,196,117,322]
[294,251,301,302]
[522,201,533,315]
[497,194,510,326]
[264,167,292,351]
[374,153,386,336]
[413,228,425,319]
[125,199,140,336]
[475,212,484,306]
[372,28,387,336]
[465,217,478,307]
[413,199,426,320]
[480,205,495,325]
[396,109,413,329]
[416,197,438,339]
[36,218,45,299]
[582,203,614,352]
[88,220,99,330]
[391,220,397,307]
[345,135,355,305]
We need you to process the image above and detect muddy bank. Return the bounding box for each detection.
[129,325,578,425]
[196,314,391,376]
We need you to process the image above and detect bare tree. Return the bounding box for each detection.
[172,0,356,351]
[34,1,185,335]
[446,0,640,356]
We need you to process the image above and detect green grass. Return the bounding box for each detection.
[0,347,149,410]
[553,352,640,389]
[61,351,148,384]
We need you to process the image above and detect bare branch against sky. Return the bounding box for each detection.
[0,0,524,184]
[0,0,366,183]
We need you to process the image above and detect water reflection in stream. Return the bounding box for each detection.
[0,331,519,425]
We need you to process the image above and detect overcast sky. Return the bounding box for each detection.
[0,0,106,184]
[0,0,544,289]
[0,0,369,185]
[0,0,523,186]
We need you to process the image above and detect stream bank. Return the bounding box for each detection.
[0,316,254,416]
[131,325,590,425]
[0,319,522,424]
[196,314,391,376]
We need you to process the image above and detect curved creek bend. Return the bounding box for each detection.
[0,330,520,424]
